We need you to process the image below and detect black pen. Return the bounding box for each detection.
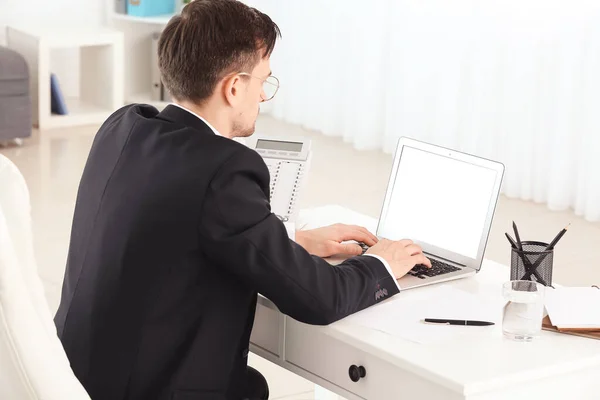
[505,232,519,249]
[513,221,523,251]
[423,318,495,326]
[545,223,570,250]
[518,224,570,282]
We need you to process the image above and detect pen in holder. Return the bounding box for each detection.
[510,241,554,287]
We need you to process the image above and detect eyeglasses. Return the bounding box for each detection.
[238,72,280,102]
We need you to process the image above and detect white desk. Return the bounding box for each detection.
[249,205,600,400]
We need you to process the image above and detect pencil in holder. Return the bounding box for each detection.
[510,241,554,287]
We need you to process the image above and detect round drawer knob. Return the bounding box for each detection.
[348,365,366,382]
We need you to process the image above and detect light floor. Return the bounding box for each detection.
[2,115,599,399]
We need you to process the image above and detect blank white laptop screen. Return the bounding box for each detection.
[378,146,498,260]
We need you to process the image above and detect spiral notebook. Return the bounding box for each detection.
[544,286,600,333]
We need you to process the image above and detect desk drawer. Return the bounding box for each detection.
[285,318,456,399]
[250,301,282,357]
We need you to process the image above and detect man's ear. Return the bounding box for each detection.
[222,74,243,107]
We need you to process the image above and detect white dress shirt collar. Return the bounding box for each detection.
[170,103,222,137]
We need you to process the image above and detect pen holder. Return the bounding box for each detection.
[510,241,554,287]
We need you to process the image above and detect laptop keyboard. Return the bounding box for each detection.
[409,259,461,279]
[358,243,461,279]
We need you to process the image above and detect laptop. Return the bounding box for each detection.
[364,137,505,290]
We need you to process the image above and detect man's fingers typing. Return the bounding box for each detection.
[350,225,378,244]
[413,254,432,268]
[405,244,423,256]
[340,229,377,247]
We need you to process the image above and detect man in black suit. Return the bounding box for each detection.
[54,1,431,399]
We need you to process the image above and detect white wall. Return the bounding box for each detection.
[0,0,105,97]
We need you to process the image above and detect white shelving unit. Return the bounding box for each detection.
[106,1,182,110]
[6,26,124,130]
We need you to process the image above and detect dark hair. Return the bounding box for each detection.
[158,0,281,103]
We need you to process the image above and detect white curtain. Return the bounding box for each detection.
[248,0,600,222]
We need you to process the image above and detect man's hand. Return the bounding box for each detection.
[365,239,431,279]
[295,224,378,258]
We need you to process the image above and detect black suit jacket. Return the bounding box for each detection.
[54,104,400,400]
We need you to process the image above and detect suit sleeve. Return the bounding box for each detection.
[198,148,400,325]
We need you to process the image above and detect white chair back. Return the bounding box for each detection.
[0,155,55,335]
[0,154,90,399]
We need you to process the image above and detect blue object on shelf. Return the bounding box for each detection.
[50,73,68,115]
[127,0,174,17]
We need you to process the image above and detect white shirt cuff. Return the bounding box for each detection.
[283,221,296,241]
[363,254,402,292]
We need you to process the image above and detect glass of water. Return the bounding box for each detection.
[502,280,545,341]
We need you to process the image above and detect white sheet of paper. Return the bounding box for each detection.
[343,286,504,345]
[545,287,600,329]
